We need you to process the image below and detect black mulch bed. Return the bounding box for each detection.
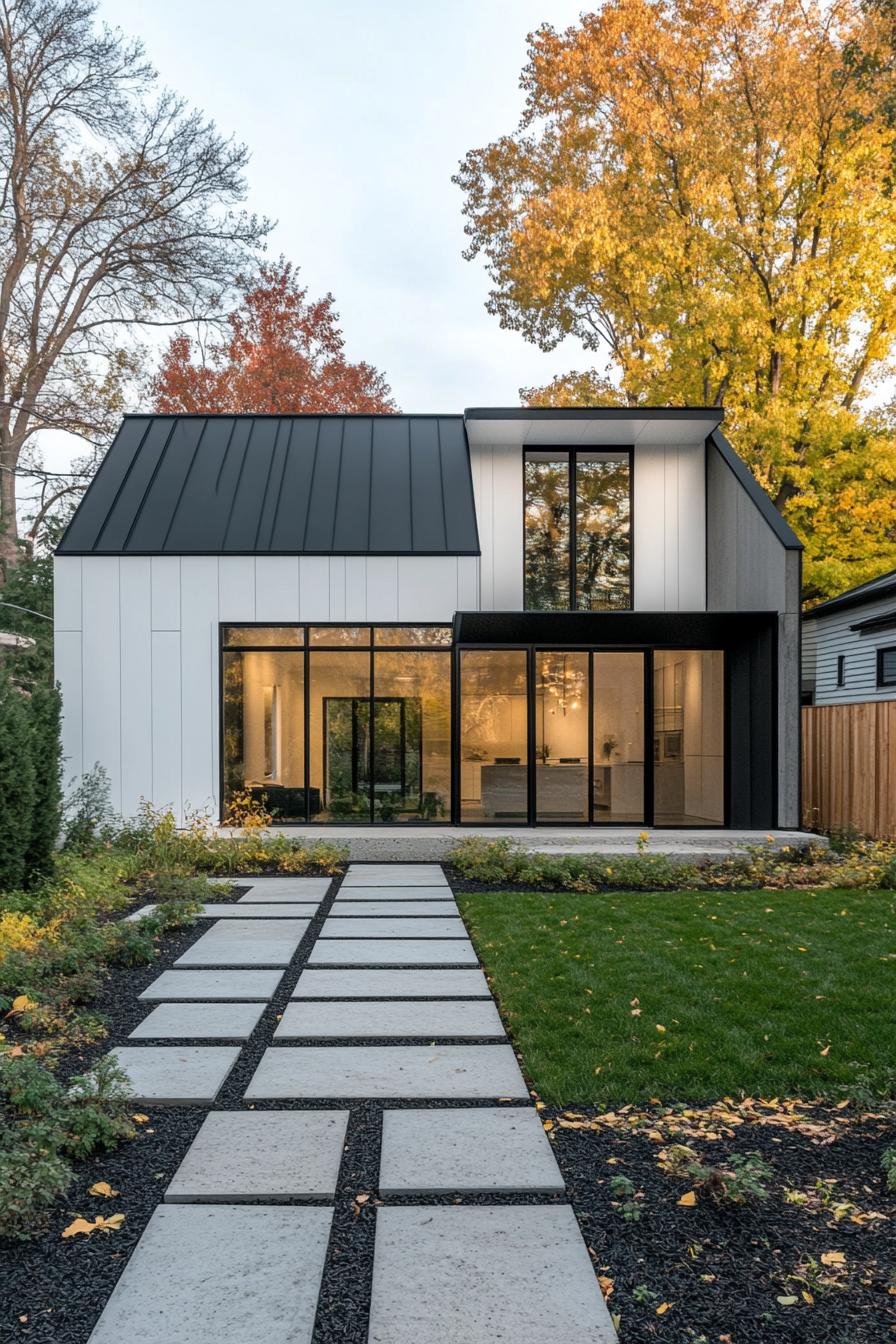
[546,1103,896,1344]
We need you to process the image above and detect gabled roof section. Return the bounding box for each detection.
[56,414,480,556]
[708,429,802,551]
[804,566,896,620]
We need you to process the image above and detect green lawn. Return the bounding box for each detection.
[457,888,896,1106]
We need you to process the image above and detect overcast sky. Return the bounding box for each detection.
[107,0,588,410]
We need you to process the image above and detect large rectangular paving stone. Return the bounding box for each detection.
[125,903,317,922]
[341,871,448,888]
[140,970,283,1001]
[274,1000,505,1039]
[166,1111,349,1201]
[329,901,460,917]
[368,1206,617,1344]
[87,1204,332,1344]
[320,918,465,939]
[237,877,332,901]
[334,887,455,901]
[307,940,478,966]
[111,1046,240,1104]
[245,1045,528,1099]
[175,919,308,967]
[379,1108,564,1194]
[292,969,492,998]
[129,1002,266,1040]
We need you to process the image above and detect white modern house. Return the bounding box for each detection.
[53,407,801,831]
[802,568,896,706]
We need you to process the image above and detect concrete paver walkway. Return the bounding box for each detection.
[91,865,616,1342]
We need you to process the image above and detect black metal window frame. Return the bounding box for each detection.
[522,446,634,613]
[836,654,846,687]
[219,622,453,826]
[876,645,896,688]
[454,642,729,828]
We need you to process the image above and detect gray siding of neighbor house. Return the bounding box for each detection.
[705,433,802,828]
[803,592,896,705]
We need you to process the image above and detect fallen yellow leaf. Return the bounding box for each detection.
[10,994,36,1014]
[89,1181,119,1199]
[821,1251,845,1267]
[655,1024,666,1033]
[131,1113,149,1124]
[802,1290,814,1305]
[678,1190,698,1207]
[62,1213,124,1238]
[656,1302,671,1314]
[598,1275,614,1298]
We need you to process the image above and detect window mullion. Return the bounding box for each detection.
[569,451,576,611]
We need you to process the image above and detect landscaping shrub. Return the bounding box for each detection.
[448,834,896,892]
[0,1053,134,1238]
[24,681,62,882]
[0,670,37,891]
[61,763,117,854]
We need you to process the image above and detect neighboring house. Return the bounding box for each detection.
[802,568,896,706]
[53,407,801,830]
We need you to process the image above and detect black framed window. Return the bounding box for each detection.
[836,655,846,687]
[524,450,631,611]
[877,646,896,688]
[221,624,451,824]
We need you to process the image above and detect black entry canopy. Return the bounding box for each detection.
[453,609,776,646]
[57,414,480,556]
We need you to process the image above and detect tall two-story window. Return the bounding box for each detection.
[524,450,631,610]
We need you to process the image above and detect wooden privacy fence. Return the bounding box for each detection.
[802,701,896,839]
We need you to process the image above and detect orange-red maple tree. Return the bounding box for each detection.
[152,260,398,414]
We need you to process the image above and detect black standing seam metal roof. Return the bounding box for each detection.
[56,414,481,556]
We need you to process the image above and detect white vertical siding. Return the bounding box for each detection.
[119,559,153,817]
[81,557,122,811]
[633,441,706,610]
[151,631,182,815]
[469,442,522,609]
[255,557,299,622]
[218,557,256,621]
[60,553,471,823]
[471,439,706,613]
[150,556,180,630]
[180,558,220,818]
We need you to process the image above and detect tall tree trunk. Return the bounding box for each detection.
[0,431,20,574]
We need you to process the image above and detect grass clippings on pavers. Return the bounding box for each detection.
[456,888,896,1105]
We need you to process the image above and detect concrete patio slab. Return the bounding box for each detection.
[320,917,466,939]
[165,1111,349,1201]
[341,872,449,888]
[234,825,822,862]
[274,1000,505,1039]
[139,970,284,1001]
[368,1206,617,1343]
[175,919,309,967]
[329,901,460,917]
[126,903,318,922]
[110,1046,240,1104]
[129,1002,266,1040]
[379,1108,564,1194]
[291,969,492,998]
[86,1204,332,1344]
[333,887,458,901]
[236,877,332,900]
[245,1045,528,1100]
[307,939,478,966]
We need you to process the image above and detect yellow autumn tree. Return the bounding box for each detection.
[455,0,896,599]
